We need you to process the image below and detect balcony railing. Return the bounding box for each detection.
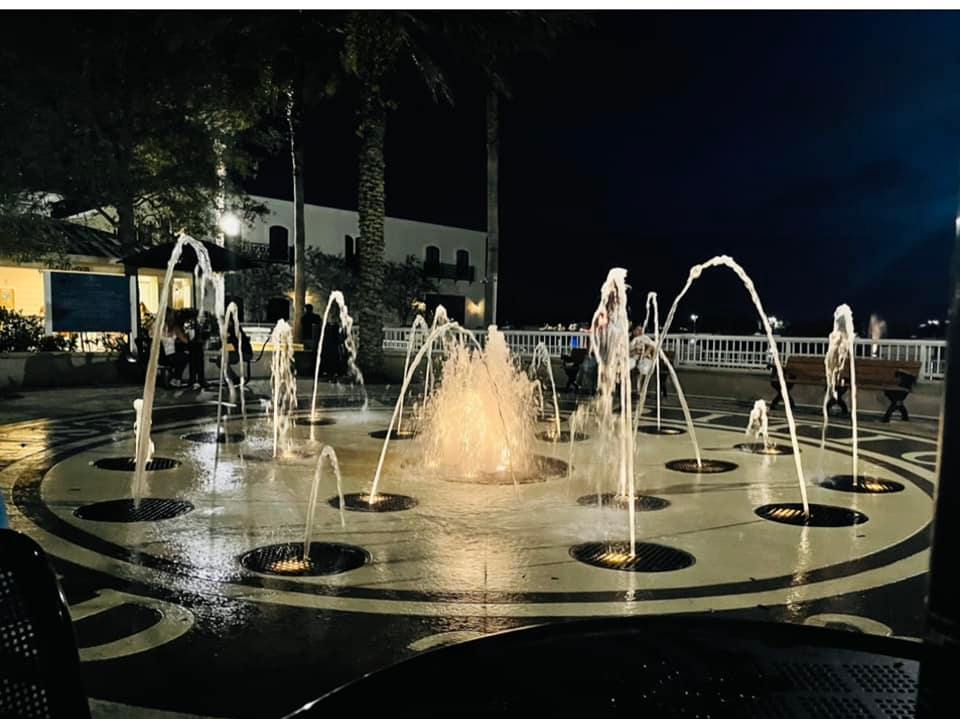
[231,239,291,264]
[423,261,475,282]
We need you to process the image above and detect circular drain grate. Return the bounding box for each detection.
[735,442,795,455]
[299,416,337,427]
[368,429,418,440]
[440,455,569,485]
[239,541,369,576]
[181,431,245,444]
[576,493,670,511]
[755,503,869,527]
[330,493,418,512]
[819,474,905,494]
[638,426,686,435]
[535,431,589,442]
[570,541,694,572]
[665,458,738,474]
[92,457,181,471]
[74,498,194,523]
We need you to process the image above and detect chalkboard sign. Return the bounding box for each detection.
[46,272,132,333]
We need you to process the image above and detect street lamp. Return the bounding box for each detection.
[690,314,699,333]
[219,212,242,238]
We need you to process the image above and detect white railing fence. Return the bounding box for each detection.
[243,323,947,382]
[379,327,947,382]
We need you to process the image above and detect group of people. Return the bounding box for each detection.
[151,308,250,390]
[575,324,659,394]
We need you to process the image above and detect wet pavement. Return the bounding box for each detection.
[0,382,938,718]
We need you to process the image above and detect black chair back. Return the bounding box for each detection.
[0,529,90,718]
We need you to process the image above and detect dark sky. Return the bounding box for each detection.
[249,11,960,336]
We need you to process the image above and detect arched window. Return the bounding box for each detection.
[268,226,289,262]
[456,249,469,271]
[424,245,440,265]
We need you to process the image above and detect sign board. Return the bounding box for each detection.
[44,271,133,333]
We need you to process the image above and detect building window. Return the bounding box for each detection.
[345,235,357,266]
[424,245,440,265]
[456,250,469,271]
[268,226,289,262]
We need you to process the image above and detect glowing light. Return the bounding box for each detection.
[219,212,242,237]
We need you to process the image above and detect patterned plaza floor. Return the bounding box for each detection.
[0,383,938,718]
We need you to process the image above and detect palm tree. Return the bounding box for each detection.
[342,11,450,375]
[438,13,581,327]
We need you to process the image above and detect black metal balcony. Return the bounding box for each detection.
[423,261,475,282]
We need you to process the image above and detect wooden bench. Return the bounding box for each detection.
[770,356,921,422]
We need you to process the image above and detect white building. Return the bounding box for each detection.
[231,195,489,329]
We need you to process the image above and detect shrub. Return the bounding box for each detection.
[0,307,74,352]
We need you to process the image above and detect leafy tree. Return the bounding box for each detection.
[433,12,583,326]
[0,13,268,253]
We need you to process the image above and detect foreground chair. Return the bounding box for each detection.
[0,529,90,718]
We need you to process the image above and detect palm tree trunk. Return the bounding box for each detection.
[356,96,386,374]
[116,195,136,253]
[289,87,306,343]
[484,89,499,328]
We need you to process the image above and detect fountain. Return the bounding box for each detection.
[362,319,564,511]
[270,319,298,458]
[735,399,792,455]
[307,290,368,426]
[213,301,246,466]
[818,305,902,494]
[820,305,858,475]
[530,342,562,441]
[240,443,368,576]
[133,398,155,465]
[633,334,710,469]
[636,256,806,514]
[132,236,214,503]
[640,291,666,432]
[419,327,539,481]
[303,445,345,557]
[389,313,430,439]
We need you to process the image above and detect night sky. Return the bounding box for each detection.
[248,11,960,336]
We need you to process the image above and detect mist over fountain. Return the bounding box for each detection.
[419,326,538,479]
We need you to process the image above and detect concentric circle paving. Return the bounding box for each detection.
[8,405,935,618]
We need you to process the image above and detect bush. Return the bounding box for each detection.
[0,307,74,352]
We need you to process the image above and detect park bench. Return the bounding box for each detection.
[769,355,921,422]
